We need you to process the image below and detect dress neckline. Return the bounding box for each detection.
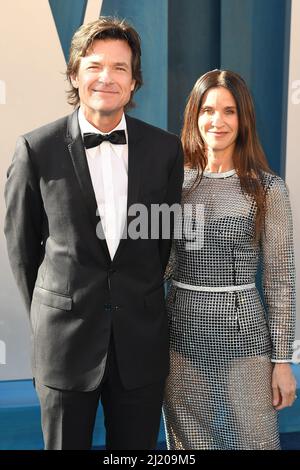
[203,169,236,179]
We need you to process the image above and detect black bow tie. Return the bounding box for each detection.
[83,130,126,149]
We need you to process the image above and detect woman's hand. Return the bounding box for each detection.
[272,363,297,410]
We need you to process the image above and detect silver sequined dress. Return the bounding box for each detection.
[163,168,296,450]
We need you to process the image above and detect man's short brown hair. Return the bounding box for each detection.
[66,16,143,110]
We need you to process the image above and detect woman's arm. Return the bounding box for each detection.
[261,176,297,409]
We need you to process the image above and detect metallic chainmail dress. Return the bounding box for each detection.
[163,168,296,450]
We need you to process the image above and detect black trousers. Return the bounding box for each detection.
[35,337,165,450]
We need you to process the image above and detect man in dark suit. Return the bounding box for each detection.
[4,17,183,450]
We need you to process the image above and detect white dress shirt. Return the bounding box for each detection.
[78,107,128,260]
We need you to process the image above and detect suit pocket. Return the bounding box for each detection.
[33,286,72,311]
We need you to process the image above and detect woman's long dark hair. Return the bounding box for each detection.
[182,69,271,239]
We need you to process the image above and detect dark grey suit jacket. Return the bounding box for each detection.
[4,110,183,391]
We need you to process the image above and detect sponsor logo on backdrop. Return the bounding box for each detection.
[291,80,300,104]
[0,340,6,365]
[0,80,6,104]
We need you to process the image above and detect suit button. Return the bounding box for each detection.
[104,304,112,311]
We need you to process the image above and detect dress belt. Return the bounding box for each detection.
[172,280,256,293]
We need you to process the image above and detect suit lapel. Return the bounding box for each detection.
[66,110,110,261]
[113,115,143,262]
[125,115,143,215]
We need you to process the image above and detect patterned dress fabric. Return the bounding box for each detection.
[163,168,296,450]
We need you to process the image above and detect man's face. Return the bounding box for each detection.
[71,39,136,122]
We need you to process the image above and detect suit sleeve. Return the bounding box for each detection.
[4,136,43,313]
[159,138,184,272]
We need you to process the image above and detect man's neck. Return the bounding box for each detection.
[81,107,124,133]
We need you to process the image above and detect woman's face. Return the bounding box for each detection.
[198,86,239,156]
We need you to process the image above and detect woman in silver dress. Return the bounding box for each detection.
[163,70,297,450]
